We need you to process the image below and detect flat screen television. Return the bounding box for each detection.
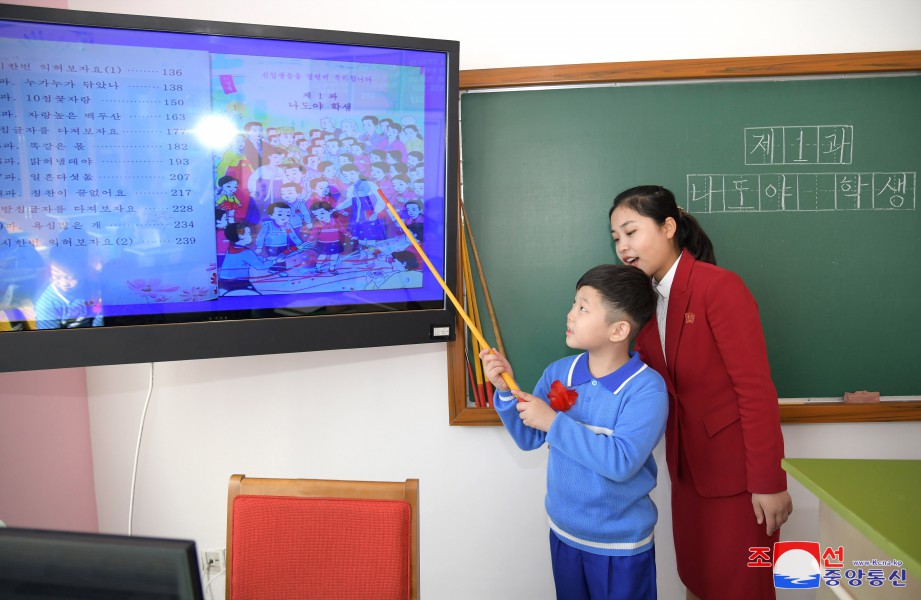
[0,5,458,372]
[0,527,204,599]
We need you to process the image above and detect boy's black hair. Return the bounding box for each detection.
[266,202,291,216]
[576,264,657,342]
[392,250,420,270]
[225,222,250,245]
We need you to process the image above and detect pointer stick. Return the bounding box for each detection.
[376,189,519,392]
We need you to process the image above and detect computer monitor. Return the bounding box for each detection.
[0,527,204,599]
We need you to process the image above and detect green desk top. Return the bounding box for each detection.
[782,458,921,578]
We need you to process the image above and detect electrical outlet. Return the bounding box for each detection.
[201,549,225,574]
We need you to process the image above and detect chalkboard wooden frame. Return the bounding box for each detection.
[447,50,921,426]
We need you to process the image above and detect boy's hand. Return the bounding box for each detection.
[478,348,513,392]
[512,390,557,432]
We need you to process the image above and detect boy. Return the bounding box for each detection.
[411,178,424,200]
[403,199,423,243]
[306,200,350,275]
[324,137,342,163]
[219,223,279,295]
[35,246,103,329]
[255,202,303,277]
[280,183,311,232]
[359,115,384,150]
[409,162,424,184]
[282,163,308,198]
[480,264,666,600]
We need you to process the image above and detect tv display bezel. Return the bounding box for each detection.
[0,5,459,372]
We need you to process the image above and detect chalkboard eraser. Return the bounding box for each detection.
[843,391,881,404]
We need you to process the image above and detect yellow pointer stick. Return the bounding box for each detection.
[376,189,519,392]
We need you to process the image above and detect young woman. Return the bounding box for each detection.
[609,185,792,599]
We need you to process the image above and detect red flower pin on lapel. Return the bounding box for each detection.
[547,380,578,412]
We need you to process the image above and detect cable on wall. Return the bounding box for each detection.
[127,362,155,536]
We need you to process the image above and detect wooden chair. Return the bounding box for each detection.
[226,474,419,600]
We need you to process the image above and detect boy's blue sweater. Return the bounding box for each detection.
[495,352,667,556]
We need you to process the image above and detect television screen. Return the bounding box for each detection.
[0,527,204,599]
[0,6,458,371]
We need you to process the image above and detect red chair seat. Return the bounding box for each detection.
[230,495,411,600]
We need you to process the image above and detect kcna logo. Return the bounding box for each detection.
[772,542,822,589]
[749,541,824,589]
[749,541,908,590]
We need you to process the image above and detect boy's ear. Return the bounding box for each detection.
[608,320,632,343]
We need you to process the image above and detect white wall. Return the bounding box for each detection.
[74,1,921,599]
[71,0,921,70]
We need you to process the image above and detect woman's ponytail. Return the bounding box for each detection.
[675,208,716,265]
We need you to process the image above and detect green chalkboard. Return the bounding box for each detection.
[460,74,920,398]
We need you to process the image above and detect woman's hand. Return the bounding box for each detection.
[752,490,793,536]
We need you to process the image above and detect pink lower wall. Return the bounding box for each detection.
[0,368,98,531]
[0,0,95,532]
[6,0,69,7]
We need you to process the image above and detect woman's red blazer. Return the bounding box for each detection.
[635,250,787,497]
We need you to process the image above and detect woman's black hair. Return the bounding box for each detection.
[609,185,716,265]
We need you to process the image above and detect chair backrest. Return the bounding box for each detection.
[226,474,419,600]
